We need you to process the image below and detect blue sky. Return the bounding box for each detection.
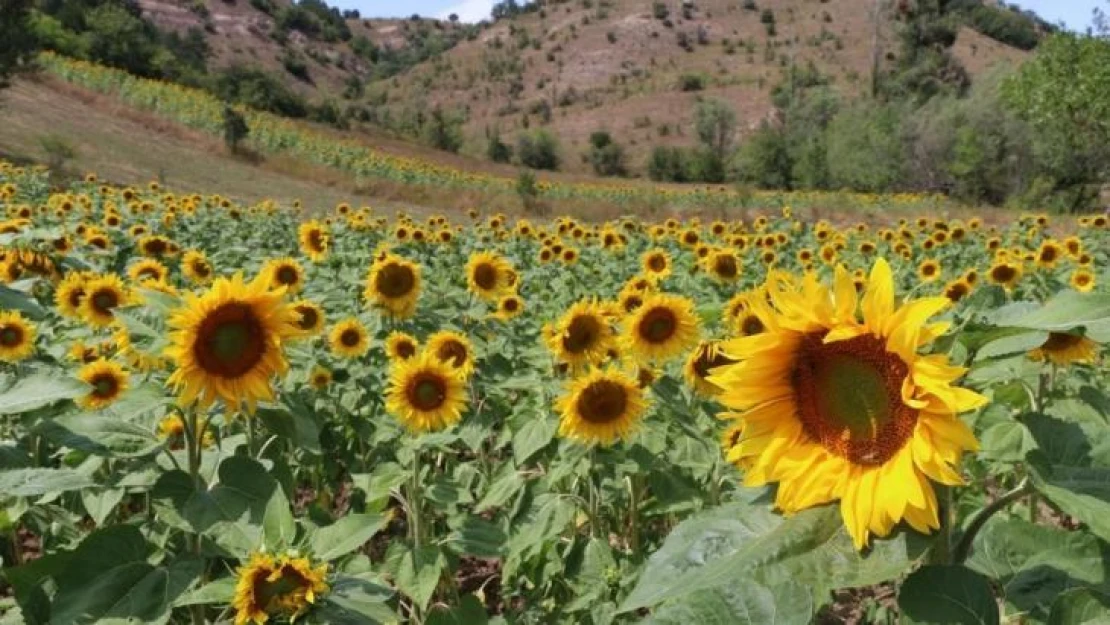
[332,0,1101,29]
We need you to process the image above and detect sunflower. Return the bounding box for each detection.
[328,318,370,359]
[309,365,333,389]
[289,300,325,336]
[263,257,306,295]
[114,326,170,372]
[385,331,419,361]
[641,249,671,281]
[493,293,525,321]
[80,274,129,328]
[1035,240,1063,269]
[987,260,1023,290]
[556,367,647,446]
[364,254,421,318]
[385,352,468,432]
[77,359,130,409]
[622,293,700,364]
[545,300,615,370]
[942,279,972,303]
[158,412,214,449]
[1028,333,1100,366]
[182,249,214,284]
[466,251,513,300]
[0,311,35,362]
[706,249,741,282]
[298,220,330,262]
[54,272,88,319]
[128,258,169,285]
[1070,268,1096,293]
[427,330,476,378]
[165,273,298,413]
[683,341,736,397]
[917,259,941,283]
[709,260,986,549]
[232,552,329,625]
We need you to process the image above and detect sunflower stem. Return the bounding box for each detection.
[954,478,1034,564]
[410,445,423,551]
[628,474,642,560]
[183,409,206,625]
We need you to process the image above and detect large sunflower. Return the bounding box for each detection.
[165,273,298,412]
[466,251,514,300]
[232,552,329,625]
[0,311,35,362]
[263,257,306,295]
[556,367,648,445]
[298,220,330,263]
[385,352,468,432]
[364,254,421,318]
[622,292,700,364]
[544,300,615,370]
[80,274,129,328]
[709,260,987,549]
[427,330,476,378]
[77,358,130,409]
[328,318,370,359]
[1028,332,1099,366]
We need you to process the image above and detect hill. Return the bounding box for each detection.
[362,0,1038,174]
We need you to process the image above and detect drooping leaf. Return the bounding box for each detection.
[0,468,96,497]
[644,580,813,625]
[0,373,86,415]
[1048,589,1110,625]
[309,513,390,562]
[898,565,999,625]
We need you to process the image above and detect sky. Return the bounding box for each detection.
[330,0,1101,30]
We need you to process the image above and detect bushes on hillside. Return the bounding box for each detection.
[517,130,561,171]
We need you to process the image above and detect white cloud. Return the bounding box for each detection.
[438,0,495,22]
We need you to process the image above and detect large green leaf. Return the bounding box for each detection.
[309,513,389,561]
[994,292,1110,342]
[35,414,161,458]
[0,468,96,497]
[619,500,931,614]
[644,580,813,625]
[0,284,46,319]
[511,415,557,464]
[966,517,1108,621]
[898,565,999,625]
[317,575,397,625]
[0,373,86,415]
[262,486,296,550]
[426,595,489,625]
[1028,454,1110,543]
[1048,589,1110,625]
[394,545,445,611]
[257,405,321,454]
[173,577,235,607]
[445,515,507,558]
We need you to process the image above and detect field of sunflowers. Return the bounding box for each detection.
[0,156,1109,625]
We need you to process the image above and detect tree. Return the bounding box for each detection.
[517,130,561,171]
[0,0,37,90]
[588,131,627,177]
[222,105,250,154]
[1004,32,1110,210]
[422,107,464,153]
[693,98,737,182]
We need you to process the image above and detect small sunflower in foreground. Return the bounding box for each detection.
[308,365,333,390]
[427,330,476,378]
[298,220,330,262]
[329,318,370,359]
[556,367,648,446]
[80,274,130,327]
[705,249,741,282]
[622,292,699,364]
[263,257,306,294]
[641,249,671,281]
[364,254,421,318]
[683,341,736,397]
[385,352,468,432]
[917,259,941,283]
[77,359,130,409]
[466,251,514,300]
[233,552,329,625]
[493,293,525,321]
[290,300,326,337]
[942,279,972,304]
[1028,332,1100,366]
[182,249,214,284]
[127,258,169,285]
[545,300,615,370]
[385,331,419,361]
[165,273,298,413]
[1070,268,1095,293]
[0,310,35,362]
[710,260,987,549]
[987,260,1023,290]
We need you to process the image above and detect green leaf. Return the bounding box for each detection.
[445,516,506,558]
[1048,589,1110,625]
[395,546,445,611]
[0,468,96,497]
[262,487,296,550]
[618,500,930,613]
[474,465,524,514]
[644,580,813,625]
[898,565,999,625]
[351,463,408,507]
[309,513,389,561]
[80,488,124,526]
[966,517,1107,620]
[511,416,557,464]
[0,284,46,319]
[173,577,236,607]
[257,405,321,454]
[974,329,1049,362]
[995,291,1110,342]
[1028,454,1110,543]
[318,575,398,625]
[426,595,489,625]
[0,373,87,415]
[35,414,161,458]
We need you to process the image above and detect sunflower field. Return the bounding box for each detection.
[1,158,1109,625]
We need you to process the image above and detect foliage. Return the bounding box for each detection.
[422,107,465,154]
[588,131,628,178]
[516,129,561,171]
[0,0,38,90]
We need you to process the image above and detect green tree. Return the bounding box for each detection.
[1004,33,1110,210]
[0,0,38,90]
[517,130,561,171]
[422,107,465,153]
[221,105,250,154]
[826,102,905,192]
[588,131,627,177]
[693,98,737,183]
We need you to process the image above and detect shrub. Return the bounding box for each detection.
[588,131,628,177]
[221,105,250,153]
[517,130,561,170]
[652,1,669,20]
[678,73,705,91]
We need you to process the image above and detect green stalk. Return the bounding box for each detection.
[182,410,206,625]
[954,478,1034,564]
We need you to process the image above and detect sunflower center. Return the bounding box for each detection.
[693,348,734,379]
[638,307,677,344]
[437,340,468,367]
[0,326,23,347]
[91,373,119,398]
[396,340,416,359]
[296,307,318,330]
[792,333,916,466]
[308,230,325,250]
[92,290,118,312]
[408,374,447,411]
[503,298,519,312]
[992,266,1016,282]
[622,295,643,313]
[473,263,498,290]
[376,263,416,298]
[576,380,629,424]
[340,329,361,347]
[194,303,266,378]
[253,567,307,611]
[713,256,738,277]
[741,315,764,336]
[564,315,601,354]
[647,256,666,272]
[1041,332,1084,351]
[275,266,299,286]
